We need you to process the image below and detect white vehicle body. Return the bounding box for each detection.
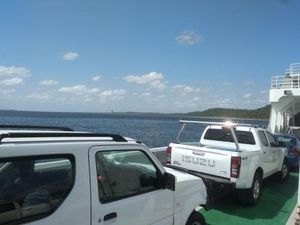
[167,121,289,204]
[0,126,207,225]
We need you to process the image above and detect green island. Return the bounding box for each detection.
[0,105,271,120]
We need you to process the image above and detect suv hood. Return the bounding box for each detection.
[164,167,207,205]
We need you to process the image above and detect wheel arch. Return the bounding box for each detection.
[173,192,206,225]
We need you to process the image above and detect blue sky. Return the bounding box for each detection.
[0,0,299,113]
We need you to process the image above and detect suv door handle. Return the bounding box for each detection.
[104,212,117,221]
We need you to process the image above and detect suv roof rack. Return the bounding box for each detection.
[0,132,128,143]
[0,125,73,131]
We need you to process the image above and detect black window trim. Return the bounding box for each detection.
[265,131,277,147]
[203,128,256,145]
[95,149,163,204]
[0,154,76,225]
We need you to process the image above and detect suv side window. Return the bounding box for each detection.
[266,132,277,147]
[0,155,75,225]
[258,130,268,147]
[95,150,161,203]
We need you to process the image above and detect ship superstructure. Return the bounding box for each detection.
[269,63,300,135]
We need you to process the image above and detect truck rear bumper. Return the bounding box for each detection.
[167,165,235,185]
[166,165,236,207]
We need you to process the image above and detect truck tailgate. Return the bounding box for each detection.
[170,144,233,179]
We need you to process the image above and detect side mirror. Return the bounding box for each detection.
[163,173,175,191]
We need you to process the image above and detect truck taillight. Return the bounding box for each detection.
[290,148,299,157]
[166,146,172,164]
[231,156,241,178]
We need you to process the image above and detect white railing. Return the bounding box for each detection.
[271,63,300,89]
[271,75,300,89]
[286,63,300,76]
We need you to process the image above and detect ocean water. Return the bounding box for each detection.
[0,113,268,148]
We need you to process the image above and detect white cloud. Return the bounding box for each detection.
[260,90,268,95]
[1,77,23,86]
[0,66,30,77]
[123,72,166,90]
[59,85,86,93]
[40,80,59,86]
[176,31,201,45]
[99,89,126,97]
[98,89,127,101]
[243,81,254,86]
[84,98,93,102]
[59,85,100,95]
[0,89,15,96]
[173,85,201,94]
[243,93,254,98]
[63,51,79,61]
[26,92,51,100]
[92,75,101,81]
[222,82,232,86]
[141,92,151,97]
[193,97,200,101]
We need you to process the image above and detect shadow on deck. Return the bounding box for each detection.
[201,172,298,225]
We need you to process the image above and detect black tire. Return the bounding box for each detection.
[277,158,289,181]
[186,211,206,225]
[238,171,262,206]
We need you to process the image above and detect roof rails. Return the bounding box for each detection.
[0,132,128,143]
[0,125,73,131]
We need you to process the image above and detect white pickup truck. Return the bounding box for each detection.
[167,120,289,205]
[0,125,208,225]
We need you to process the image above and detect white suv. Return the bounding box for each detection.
[0,125,208,225]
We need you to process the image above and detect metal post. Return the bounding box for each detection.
[176,123,186,143]
[230,127,240,151]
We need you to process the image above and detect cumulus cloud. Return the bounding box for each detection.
[59,85,100,95]
[123,72,167,90]
[193,97,200,101]
[1,77,23,86]
[141,92,151,97]
[243,93,254,98]
[176,31,201,45]
[95,89,127,101]
[173,84,201,94]
[92,75,101,81]
[0,66,30,77]
[0,89,15,96]
[99,89,126,97]
[63,51,79,61]
[26,92,51,100]
[40,80,59,86]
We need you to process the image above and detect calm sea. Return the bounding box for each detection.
[0,112,268,148]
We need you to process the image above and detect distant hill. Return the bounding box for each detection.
[0,105,271,119]
[179,105,271,119]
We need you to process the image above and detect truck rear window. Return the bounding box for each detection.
[204,128,256,145]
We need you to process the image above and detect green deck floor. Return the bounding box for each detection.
[200,172,299,225]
